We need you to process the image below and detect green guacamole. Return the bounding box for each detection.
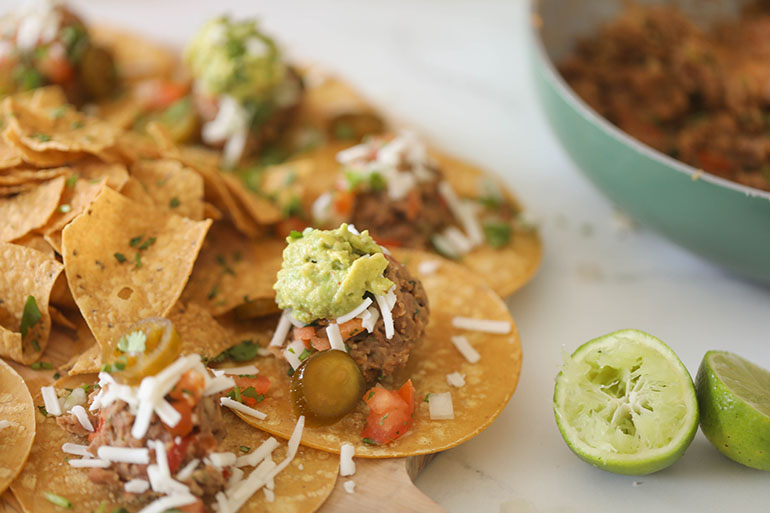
[274,225,394,324]
[184,17,285,104]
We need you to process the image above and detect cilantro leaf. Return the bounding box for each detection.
[19,295,42,340]
[211,340,259,363]
[116,330,146,353]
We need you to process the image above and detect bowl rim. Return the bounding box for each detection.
[528,0,770,204]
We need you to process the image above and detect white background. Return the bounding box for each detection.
[11,1,770,511]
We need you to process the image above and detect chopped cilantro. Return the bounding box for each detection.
[281,195,303,218]
[65,174,79,187]
[129,235,144,247]
[211,340,260,363]
[116,330,146,353]
[49,106,68,119]
[101,363,112,373]
[240,446,251,453]
[232,250,242,262]
[368,391,375,400]
[95,502,107,513]
[58,204,72,213]
[30,361,53,370]
[113,252,127,263]
[255,394,265,403]
[379,413,389,426]
[137,236,156,250]
[37,405,48,416]
[19,295,41,340]
[333,121,355,140]
[53,372,60,379]
[113,358,127,371]
[134,252,142,268]
[31,339,40,352]
[169,197,180,208]
[483,220,512,248]
[241,387,259,401]
[288,230,303,240]
[112,508,129,513]
[31,133,51,142]
[298,349,312,361]
[344,169,365,190]
[70,120,84,129]
[215,254,235,275]
[228,386,242,402]
[362,437,377,445]
[424,393,431,403]
[43,492,72,508]
[369,172,386,191]
[207,284,219,300]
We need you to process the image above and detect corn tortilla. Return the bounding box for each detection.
[0,359,35,495]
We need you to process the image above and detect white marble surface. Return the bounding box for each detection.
[13,0,770,511]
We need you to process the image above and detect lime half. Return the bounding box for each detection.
[696,350,770,470]
[553,329,699,475]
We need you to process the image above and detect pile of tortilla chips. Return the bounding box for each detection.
[0,18,540,513]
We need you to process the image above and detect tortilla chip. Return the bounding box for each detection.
[182,222,284,317]
[0,167,69,186]
[92,93,144,130]
[15,86,68,111]
[434,152,543,297]
[119,176,155,205]
[3,129,84,168]
[11,375,337,513]
[221,172,282,225]
[12,233,55,259]
[3,97,118,155]
[129,159,205,220]
[114,130,161,163]
[69,302,236,374]
[49,306,77,331]
[0,360,35,494]
[61,187,212,348]
[0,137,22,169]
[0,175,64,242]
[0,184,35,196]
[204,201,223,220]
[231,249,522,458]
[0,242,63,364]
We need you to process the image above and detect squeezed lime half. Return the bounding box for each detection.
[696,350,770,470]
[553,329,699,475]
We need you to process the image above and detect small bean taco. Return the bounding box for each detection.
[304,132,542,297]
[222,225,522,458]
[12,320,338,513]
[0,359,36,495]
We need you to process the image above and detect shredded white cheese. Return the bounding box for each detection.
[236,437,280,467]
[68,458,110,468]
[220,397,267,420]
[219,365,259,376]
[326,323,346,352]
[97,446,150,464]
[263,488,275,502]
[446,372,466,388]
[339,443,356,477]
[443,226,474,255]
[61,442,90,457]
[417,260,441,275]
[203,375,237,396]
[210,452,237,468]
[175,459,200,481]
[125,479,150,494]
[71,405,94,432]
[451,316,511,334]
[374,294,395,340]
[450,335,481,364]
[269,310,292,347]
[283,339,306,370]
[336,298,373,324]
[428,392,455,420]
[62,387,87,412]
[343,480,356,494]
[41,386,61,416]
[361,305,379,333]
[0,420,9,430]
[136,493,198,513]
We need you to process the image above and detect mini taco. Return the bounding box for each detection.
[0,0,118,103]
[0,359,36,495]
[306,132,541,297]
[220,225,522,458]
[12,318,338,513]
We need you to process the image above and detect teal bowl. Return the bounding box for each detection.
[530,0,770,284]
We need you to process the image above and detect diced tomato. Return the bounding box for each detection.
[333,190,355,217]
[165,436,191,475]
[167,399,194,438]
[339,318,364,340]
[373,237,402,248]
[88,411,106,442]
[227,375,271,407]
[293,326,316,341]
[276,217,308,238]
[361,380,416,444]
[139,80,188,111]
[405,189,421,221]
[310,333,330,351]
[295,325,328,351]
[38,54,73,84]
[168,370,206,407]
[179,498,205,513]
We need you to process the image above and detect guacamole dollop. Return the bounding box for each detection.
[184,17,285,103]
[274,225,394,324]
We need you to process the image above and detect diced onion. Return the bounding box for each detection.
[450,335,481,364]
[428,392,455,420]
[41,386,61,416]
[326,323,346,352]
[451,316,511,334]
[339,443,356,477]
[220,397,267,420]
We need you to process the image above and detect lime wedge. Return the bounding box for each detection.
[696,350,770,470]
[553,329,699,475]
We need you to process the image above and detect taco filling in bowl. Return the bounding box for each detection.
[185,16,303,168]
